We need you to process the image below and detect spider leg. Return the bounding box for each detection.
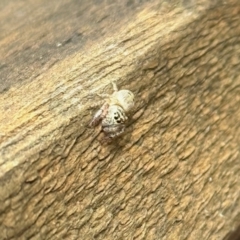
[89,103,109,127]
[112,82,118,92]
[97,93,110,98]
[102,124,125,138]
[100,123,126,144]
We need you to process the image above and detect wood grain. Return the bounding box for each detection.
[1,0,240,239]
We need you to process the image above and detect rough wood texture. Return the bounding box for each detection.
[224,225,240,240]
[1,0,240,239]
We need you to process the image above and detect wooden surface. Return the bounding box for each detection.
[1,0,240,239]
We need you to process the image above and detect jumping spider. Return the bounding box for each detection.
[90,82,134,142]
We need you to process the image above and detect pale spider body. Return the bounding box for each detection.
[90,83,134,142]
[108,90,134,113]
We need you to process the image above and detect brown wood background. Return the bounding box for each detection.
[0,0,240,239]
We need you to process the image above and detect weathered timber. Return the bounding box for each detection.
[224,225,240,240]
[0,0,240,239]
